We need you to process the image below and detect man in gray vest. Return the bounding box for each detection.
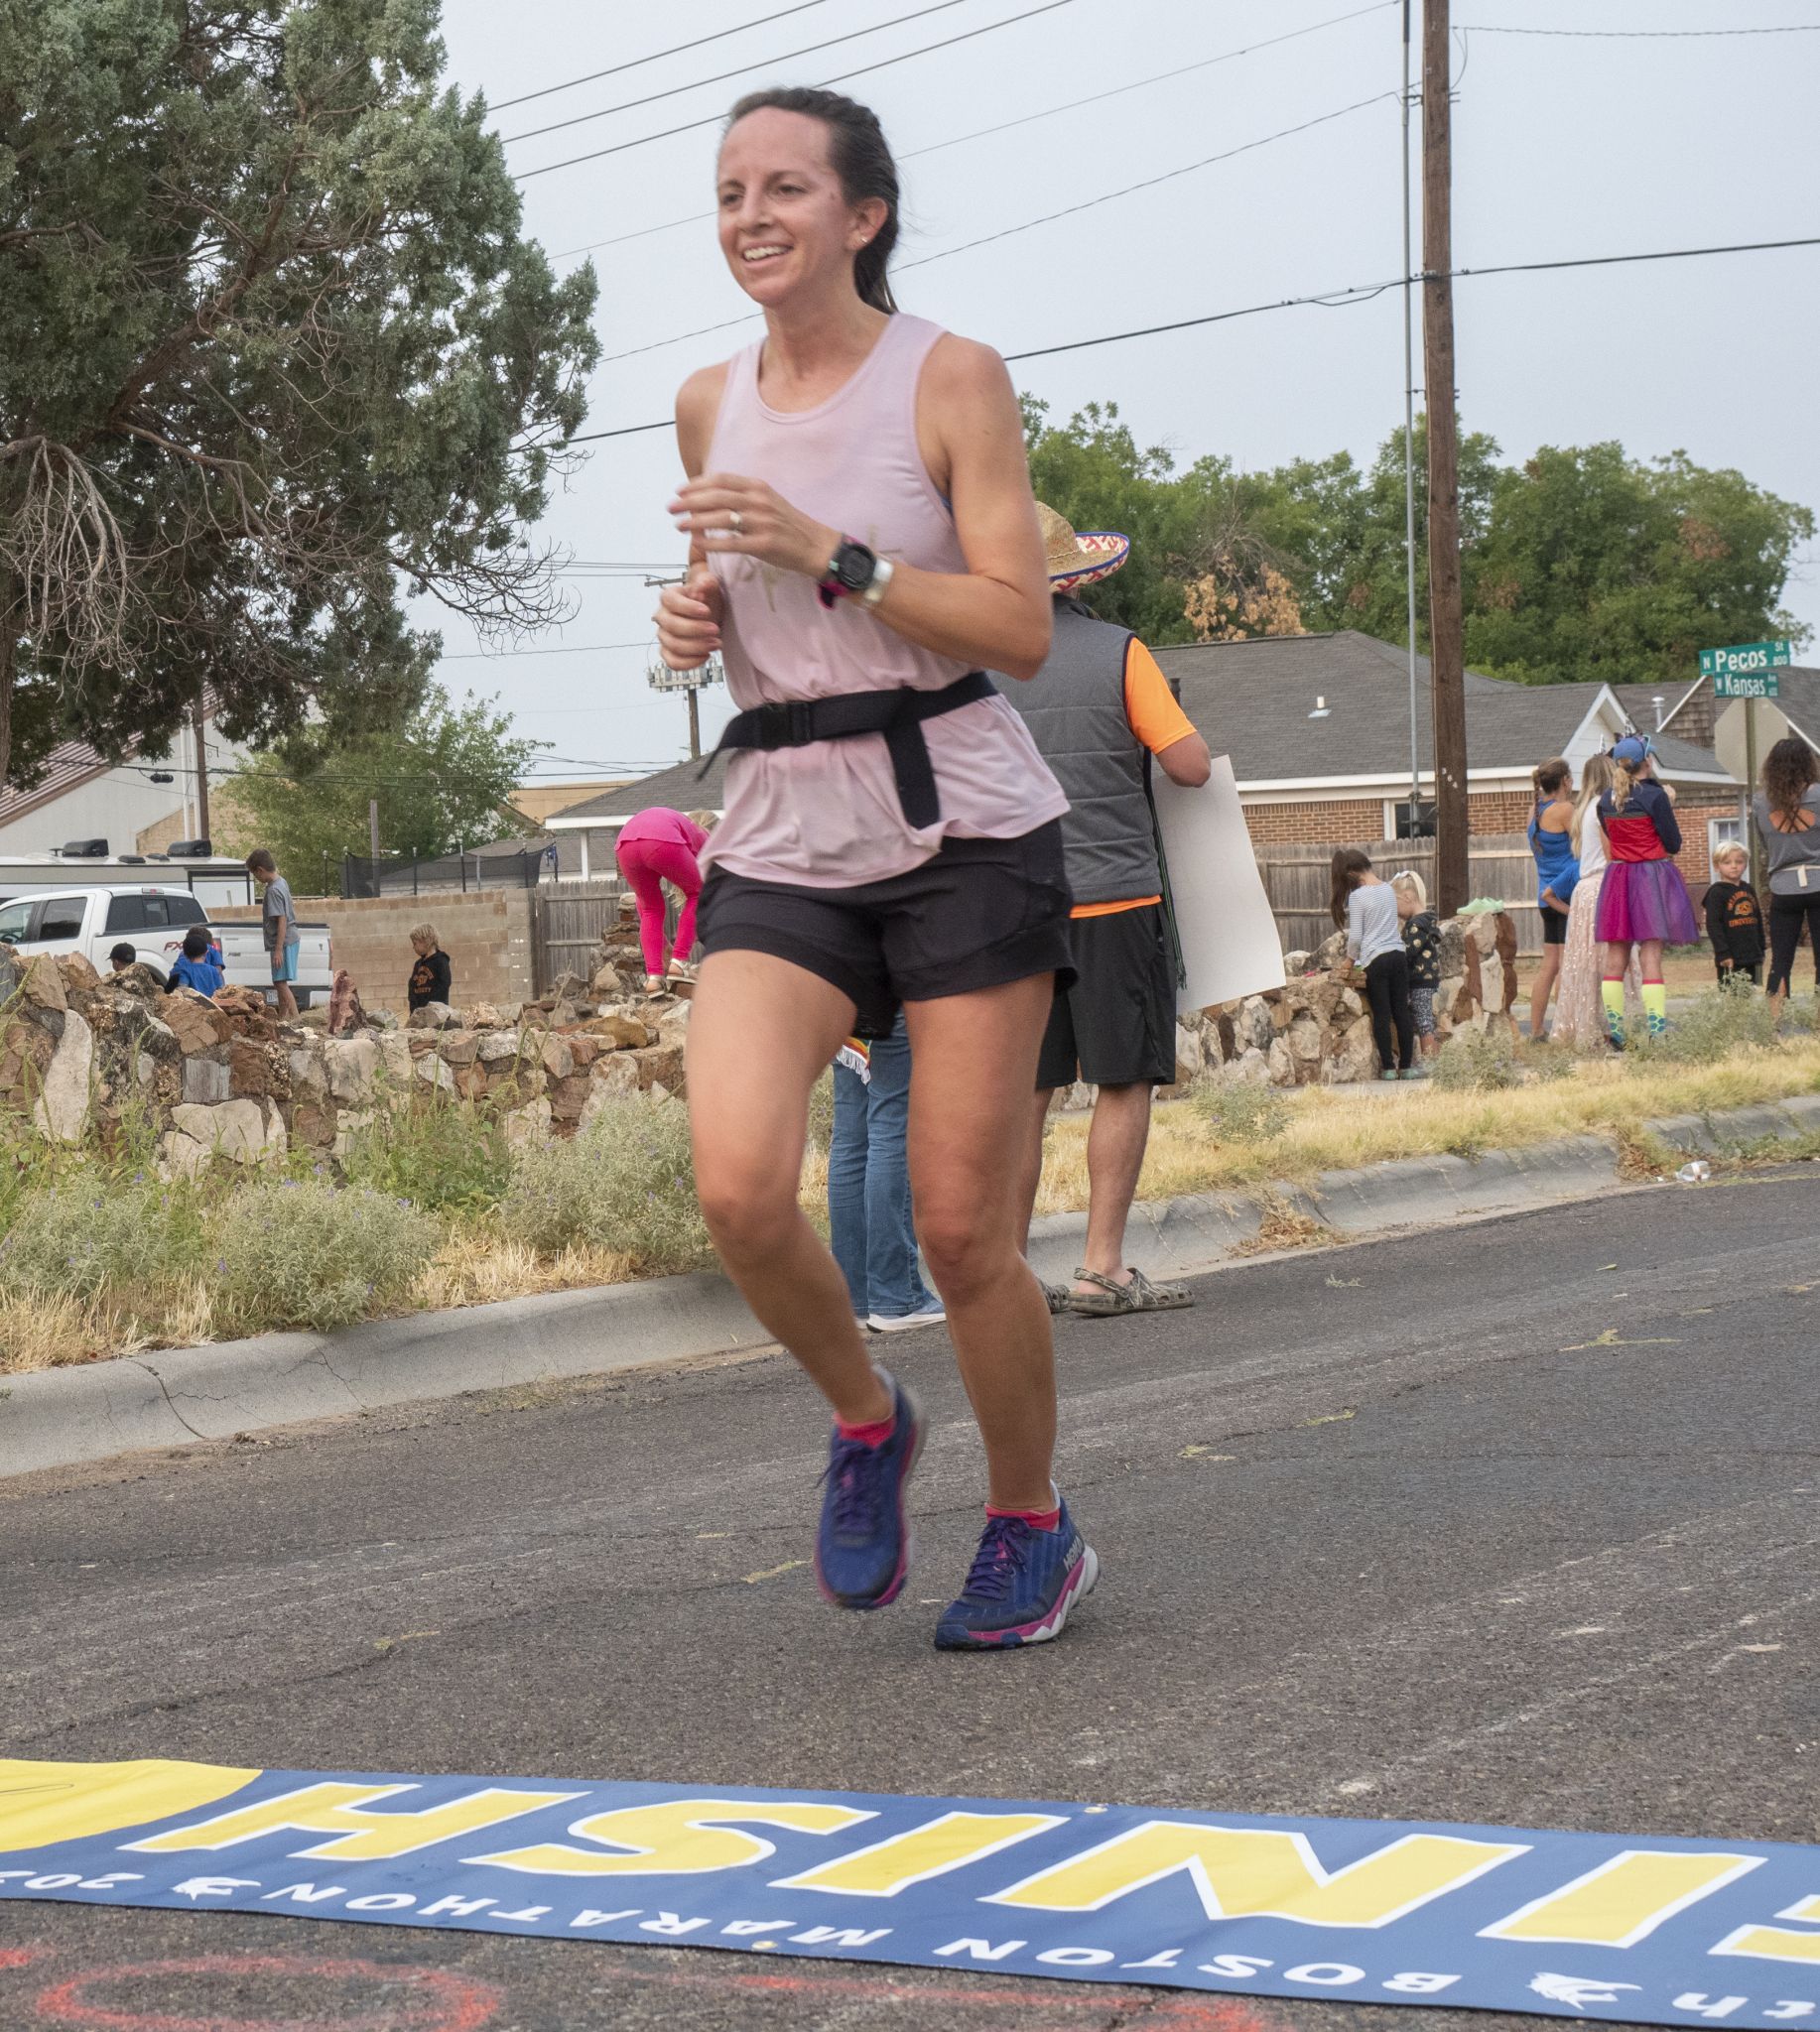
[999,506,1212,1316]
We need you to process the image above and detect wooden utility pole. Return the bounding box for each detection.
[190,697,210,844]
[1422,0,1469,914]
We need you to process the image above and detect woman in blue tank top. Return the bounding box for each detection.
[1527,757,1579,1041]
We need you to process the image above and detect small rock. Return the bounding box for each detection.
[414,1055,456,1092]
[476,1030,523,1065]
[541,1034,575,1080]
[21,953,67,1014]
[466,1002,502,1030]
[585,1010,651,1050]
[407,1001,456,1031]
[182,1056,231,1106]
[289,1048,327,1098]
[163,990,228,1055]
[439,1031,480,1067]
[33,1007,93,1142]
[324,1035,378,1102]
[56,952,102,994]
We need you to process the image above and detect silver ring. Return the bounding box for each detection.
[729,510,743,535]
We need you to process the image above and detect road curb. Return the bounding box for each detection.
[5,1093,1817,1482]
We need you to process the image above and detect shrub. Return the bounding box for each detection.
[1432,1028,1523,1091]
[209,1180,441,1334]
[0,1170,205,1301]
[1631,987,1781,1066]
[1191,1077,1290,1142]
[498,1092,713,1275]
[339,1095,513,1215]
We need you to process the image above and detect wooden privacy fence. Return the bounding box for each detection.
[531,879,682,992]
[1254,834,1543,954]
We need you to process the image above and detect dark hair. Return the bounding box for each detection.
[183,927,210,959]
[1532,756,1572,799]
[724,87,899,313]
[1330,846,1372,928]
[1762,734,1820,825]
[245,847,275,874]
[109,943,136,966]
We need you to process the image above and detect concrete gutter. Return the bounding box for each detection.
[6,1093,1818,1483]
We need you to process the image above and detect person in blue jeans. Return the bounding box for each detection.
[828,1016,947,1335]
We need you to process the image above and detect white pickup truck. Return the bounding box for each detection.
[0,885,333,1008]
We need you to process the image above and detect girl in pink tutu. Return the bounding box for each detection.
[1595,734,1696,1043]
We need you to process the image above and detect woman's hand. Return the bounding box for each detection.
[654,566,724,671]
[670,472,837,581]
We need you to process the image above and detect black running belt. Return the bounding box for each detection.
[703,670,994,830]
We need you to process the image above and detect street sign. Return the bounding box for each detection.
[1712,671,1780,699]
[1700,639,1791,687]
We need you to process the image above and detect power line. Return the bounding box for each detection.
[501,0,966,147]
[513,0,1081,183]
[558,232,1820,443]
[594,90,1398,364]
[440,639,652,660]
[547,0,1396,264]
[1458,20,1820,37]
[490,3,829,112]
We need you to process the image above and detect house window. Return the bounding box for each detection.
[1708,816,1746,877]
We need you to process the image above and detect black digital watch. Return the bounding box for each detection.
[817,537,878,609]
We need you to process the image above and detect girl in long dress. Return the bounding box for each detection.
[1554,752,1639,1052]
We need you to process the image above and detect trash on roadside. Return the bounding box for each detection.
[1675,1161,1713,1184]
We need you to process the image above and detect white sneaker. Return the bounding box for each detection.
[867,1303,947,1334]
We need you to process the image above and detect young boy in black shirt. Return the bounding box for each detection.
[1704,844,1765,986]
[407,924,453,1011]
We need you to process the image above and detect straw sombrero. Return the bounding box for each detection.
[1038,501,1130,593]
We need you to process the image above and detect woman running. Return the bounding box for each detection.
[1595,735,1696,1043]
[1555,751,1638,1052]
[654,86,1096,1650]
[1525,757,1578,1042]
[1756,734,1820,1017]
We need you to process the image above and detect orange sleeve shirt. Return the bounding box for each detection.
[1071,641,1202,920]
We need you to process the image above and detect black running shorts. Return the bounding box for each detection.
[697,821,1073,1039]
[1540,903,1569,947]
[1036,902,1178,1090]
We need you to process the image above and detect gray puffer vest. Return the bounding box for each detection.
[994,602,1161,907]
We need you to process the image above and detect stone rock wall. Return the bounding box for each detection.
[0,914,693,1181]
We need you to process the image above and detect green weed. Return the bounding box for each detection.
[209,1180,441,1334]
[498,1093,712,1275]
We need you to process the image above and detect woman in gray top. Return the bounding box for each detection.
[1755,735,1820,1013]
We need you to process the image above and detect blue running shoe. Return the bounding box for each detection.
[814,1375,924,1610]
[934,1499,1099,1650]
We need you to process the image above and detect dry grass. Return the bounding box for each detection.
[1032,1040,1820,1213]
[9,1039,1816,1376]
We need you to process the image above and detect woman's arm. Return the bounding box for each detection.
[1649,782,1683,856]
[669,338,1052,682]
[654,366,729,672]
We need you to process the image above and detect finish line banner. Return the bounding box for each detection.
[3,1761,1818,2026]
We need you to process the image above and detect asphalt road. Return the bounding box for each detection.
[3,1172,1817,2031]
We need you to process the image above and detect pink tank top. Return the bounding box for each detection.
[701,313,1066,887]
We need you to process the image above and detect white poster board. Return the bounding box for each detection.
[1153,754,1284,1012]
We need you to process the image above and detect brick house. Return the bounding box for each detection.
[1154,630,1741,896]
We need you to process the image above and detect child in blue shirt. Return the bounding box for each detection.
[167,926,225,997]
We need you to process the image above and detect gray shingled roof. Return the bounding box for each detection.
[1608,677,1705,736]
[1152,631,1730,783]
[1757,664,1820,743]
[548,751,728,825]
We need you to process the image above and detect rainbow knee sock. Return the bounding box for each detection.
[1641,979,1667,1038]
[1601,977,1626,1044]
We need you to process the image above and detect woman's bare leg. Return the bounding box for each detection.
[687,950,891,1427]
[905,974,1058,1512]
[1529,945,1562,1040]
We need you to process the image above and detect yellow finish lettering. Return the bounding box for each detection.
[0,1759,261,1852]
[989,1823,1524,1926]
[1484,1851,1764,1948]
[472,1798,871,1878]
[1714,1893,1820,1965]
[129,1782,579,1860]
[774,1812,1064,1897]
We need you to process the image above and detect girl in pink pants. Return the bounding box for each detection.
[615,807,709,991]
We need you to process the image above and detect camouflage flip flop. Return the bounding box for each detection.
[1067,1266,1195,1317]
[1039,1280,1075,1316]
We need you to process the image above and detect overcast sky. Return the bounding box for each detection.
[426,0,1820,798]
